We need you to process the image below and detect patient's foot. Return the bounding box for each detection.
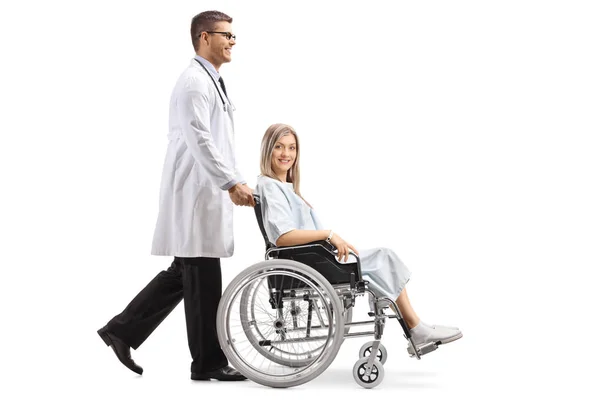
[410,321,462,346]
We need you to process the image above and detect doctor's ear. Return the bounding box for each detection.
[199,32,210,45]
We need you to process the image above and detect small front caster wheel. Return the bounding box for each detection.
[358,341,388,365]
[353,357,385,388]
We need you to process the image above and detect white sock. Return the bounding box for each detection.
[409,321,430,339]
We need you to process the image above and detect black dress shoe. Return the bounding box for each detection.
[98,327,143,375]
[191,366,247,381]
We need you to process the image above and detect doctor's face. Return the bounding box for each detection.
[206,21,236,66]
[271,134,297,178]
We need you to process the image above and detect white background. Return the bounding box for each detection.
[1,0,599,398]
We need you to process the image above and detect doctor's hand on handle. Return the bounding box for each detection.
[329,232,359,262]
[228,183,256,207]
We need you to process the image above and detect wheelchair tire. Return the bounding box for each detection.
[217,259,346,388]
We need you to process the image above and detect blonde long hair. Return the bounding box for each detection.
[260,123,302,196]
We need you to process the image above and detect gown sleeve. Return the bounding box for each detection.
[257,180,298,245]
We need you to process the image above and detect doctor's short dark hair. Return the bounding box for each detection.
[191,10,233,51]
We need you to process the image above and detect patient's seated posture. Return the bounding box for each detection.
[255,123,463,349]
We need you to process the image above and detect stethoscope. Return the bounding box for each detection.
[194,59,236,112]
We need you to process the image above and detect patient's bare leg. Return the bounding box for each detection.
[395,288,420,329]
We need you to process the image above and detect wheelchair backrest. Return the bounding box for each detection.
[253,195,275,251]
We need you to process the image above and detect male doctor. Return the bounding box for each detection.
[98,10,253,381]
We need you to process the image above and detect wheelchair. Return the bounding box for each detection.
[216,195,440,388]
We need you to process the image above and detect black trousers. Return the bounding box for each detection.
[104,257,228,373]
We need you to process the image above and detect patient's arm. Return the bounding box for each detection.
[276,229,330,247]
[277,229,359,262]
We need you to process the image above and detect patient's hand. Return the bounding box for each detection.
[330,233,359,262]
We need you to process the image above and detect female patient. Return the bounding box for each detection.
[255,123,463,349]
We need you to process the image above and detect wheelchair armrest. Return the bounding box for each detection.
[267,240,334,258]
[265,240,364,292]
[267,240,361,263]
[266,240,363,285]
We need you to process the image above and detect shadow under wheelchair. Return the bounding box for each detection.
[311,367,442,389]
[216,196,448,389]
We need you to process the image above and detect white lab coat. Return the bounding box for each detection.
[151,59,242,258]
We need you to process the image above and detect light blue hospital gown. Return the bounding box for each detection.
[256,175,412,300]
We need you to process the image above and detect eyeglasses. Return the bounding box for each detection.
[204,31,236,41]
